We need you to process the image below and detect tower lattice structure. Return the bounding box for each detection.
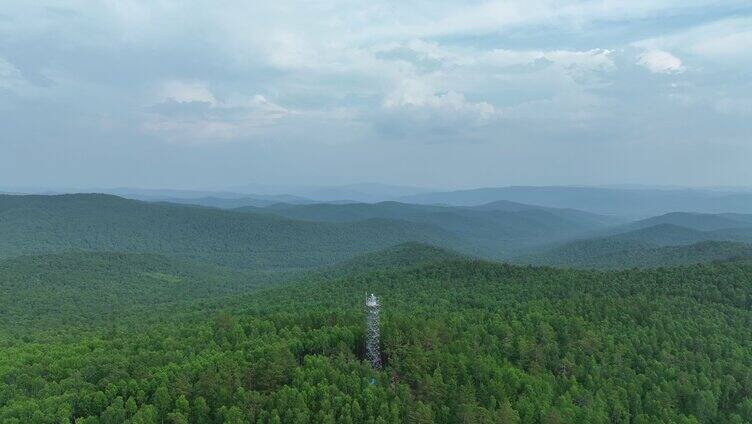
[365,294,381,369]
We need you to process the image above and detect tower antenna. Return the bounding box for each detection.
[365,293,381,369]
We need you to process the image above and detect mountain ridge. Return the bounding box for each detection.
[0,193,462,270]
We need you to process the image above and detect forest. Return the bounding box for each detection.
[4,194,752,270]
[2,243,752,423]
[2,194,752,423]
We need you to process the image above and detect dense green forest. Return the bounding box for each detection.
[3,244,752,423]
[606,224,752,246]
[0,252,269,332]
[517,239,752,269]
[0,193,626,267]
[516,213,752,269]
[0,194,462,269]
[3,193,752,423]
[4,194,752,272]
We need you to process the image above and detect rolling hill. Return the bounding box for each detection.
[514,211,752,269]
[515,217,752,269]
[400,186,752,217]
[605,213,752,246]
[237,200,616,258]
[0,251,257,329]
[0,194,462,270]
[628,212,752,232]
[516,239,752,269]
[609,223,713,245]
[106,187,314,207]
[325,241,467,276]
[5,247,752,422]
[467,199,622,226]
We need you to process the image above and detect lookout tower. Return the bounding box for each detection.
[365,293,381,369]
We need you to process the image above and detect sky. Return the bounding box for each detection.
[1,0,751,190]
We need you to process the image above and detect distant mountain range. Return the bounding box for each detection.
[516,212,752,268]
[226,182,434,203]
[6,185,752,220]
[234,200,620,257]
[2,192,752,272]
[399,186,752,218]
[628,212,752,232]
[0,194,462,270]
[0,193,622,269]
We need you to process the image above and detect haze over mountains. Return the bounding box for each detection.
[5,184,752,217]
[400,186,752,218]
[2,185,752,271]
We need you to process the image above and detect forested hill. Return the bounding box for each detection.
[606,223,752,246]
[399,186,752,217]
[235,200,616,258]
[628,211,752,232]
[0,251,256,330]
[250,200,615,230]
[0,194,462,270]
[3,250,752,422]
[517,239,752,269]
[516,214,752,269]
[324,242,467,276]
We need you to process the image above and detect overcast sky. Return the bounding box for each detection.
[1,1,751,190]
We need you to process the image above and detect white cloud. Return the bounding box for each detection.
[144,82,290,143]
[690,27,752,60]
[158,80,217,105]
[634,17,752,64]
[0,57,28,91]
[355,0,736,42]
[637,49,684,74]
[3,1,751,152]
[384,79,496,123]
[375,75,499,140]
[483,48,615,74]
[367,43,618,139]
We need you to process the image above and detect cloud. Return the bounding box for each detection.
[355,0,741,42]
[0,57,28,92]
[690,26,752,60]
[158,80,217,105]
[634,17,752,65]
[637,49,685,74]
[369,44,614,138]
[143,81,290,143]
[482,48,616,78]
[384,78,494,119]
[2,1,752,187]
[373,75,499,141]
